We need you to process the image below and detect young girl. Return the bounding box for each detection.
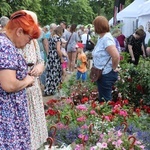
[61,38,68,82]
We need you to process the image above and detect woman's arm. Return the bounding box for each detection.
[128,44,135,61]
[43,38,49,55]
[106,45,120,70]
[0,70,35,93]
[29,39,45,77]
[56,41,63,63]
[141,43,146,57]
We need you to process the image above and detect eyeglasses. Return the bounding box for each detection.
[10,12,26,20]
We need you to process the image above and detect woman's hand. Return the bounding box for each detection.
[29,66,40,77]
[25,74,35,87]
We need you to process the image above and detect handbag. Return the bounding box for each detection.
[90,67,103,82]
[86,34,94,51]
[90,57,111,82]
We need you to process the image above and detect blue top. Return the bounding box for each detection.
[44,31,50,39]
[0,33,31,149]
[92,32,115,74]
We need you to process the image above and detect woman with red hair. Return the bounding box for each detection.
[0,10,40,150]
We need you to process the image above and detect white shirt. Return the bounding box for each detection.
[81,33,91,44]
[92,32,115,74]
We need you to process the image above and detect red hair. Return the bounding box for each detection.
[6,10,40,39]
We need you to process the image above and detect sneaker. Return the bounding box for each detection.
[67,71,71,74]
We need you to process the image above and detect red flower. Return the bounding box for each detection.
[135,108,141,116]
[46,109,58,116]
[99,102,104,105]
[127,78,132,82]
[136,84,143,92]
[81,97,89,104]
[91,101,97,108]
[146,108,150,114]
[122,99,129,105]
[108,101,115,107]
[46,99,57,106]
[112,108,120,114]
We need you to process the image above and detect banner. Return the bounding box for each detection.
[113,0,126,25]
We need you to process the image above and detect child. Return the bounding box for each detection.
[76,42,88,82]
[61,38,68,82]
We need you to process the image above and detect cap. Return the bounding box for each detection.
[77,42,84,48]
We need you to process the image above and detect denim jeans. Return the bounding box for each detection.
[96,70,118,102]
[76,70,87,81]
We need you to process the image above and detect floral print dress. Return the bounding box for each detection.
[44,35,62,95]
[0,34,31,149]
[18,40,48,150]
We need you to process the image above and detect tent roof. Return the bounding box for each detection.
[138,0,150,16]
[117,0,146,19]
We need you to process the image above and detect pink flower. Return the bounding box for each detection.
[90,110,97,115]
[104,116,111,121]
[114,104,121,109]
[117,130,122,137]
[81,124,88,129]
[90,147,96,150]
[76,104,88,111]
[75,144,82,150]
[101,142,107,148]
[119,110,128,117]
[116,139,123,147]
[77,116,86,122]
[56,122,67,129]
[99,133,104,140]
[78,134,88,141]
[139,145,145,150]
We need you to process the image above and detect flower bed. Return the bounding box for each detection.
[45,54,150,149]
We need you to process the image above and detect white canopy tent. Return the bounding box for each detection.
[109,0,147,37]
[138,0,150,43]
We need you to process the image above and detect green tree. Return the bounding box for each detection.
[0,0,12,16]
[89,0,134,20]
[0,0,134,26]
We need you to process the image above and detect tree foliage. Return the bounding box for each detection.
[0,0,133,26]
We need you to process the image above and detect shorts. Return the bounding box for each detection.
[76,70,87,81]
[61,62,67,69]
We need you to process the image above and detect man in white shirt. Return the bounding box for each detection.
[81,28,91,52]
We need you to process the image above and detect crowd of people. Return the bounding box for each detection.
[0,9,150,150]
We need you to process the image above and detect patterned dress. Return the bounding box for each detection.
[18,40,48,150]
[0,34,31,149]
[44,35,62,95]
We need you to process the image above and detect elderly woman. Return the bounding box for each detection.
[18,10,48,149]
[0,10,40,149]
[0,16,9,32]
[92,16,120,102]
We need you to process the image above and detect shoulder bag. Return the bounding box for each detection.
[65,33,73,51]
[90,57,111,82]
[86,34,95,51]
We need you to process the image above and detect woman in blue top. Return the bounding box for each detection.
[0,10,40,149]
[92,16,120,102]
